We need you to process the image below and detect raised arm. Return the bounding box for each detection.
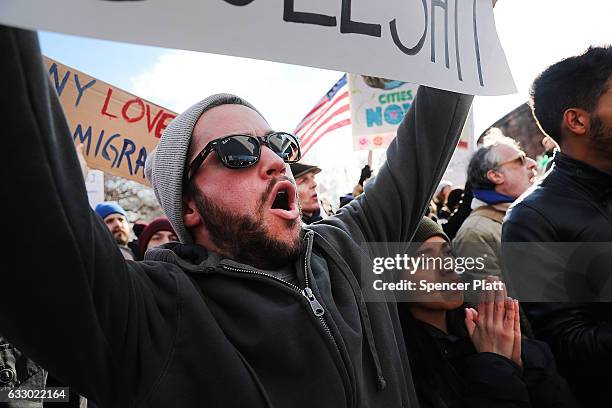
[1,25,178,405]
[326,86,473,245]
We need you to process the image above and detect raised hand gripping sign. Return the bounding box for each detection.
[1,0,515,95]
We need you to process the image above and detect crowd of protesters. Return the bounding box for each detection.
[411,45,611,407]
[1,12,611,408]
[92,202,177,261]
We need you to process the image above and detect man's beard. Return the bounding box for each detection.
[192,179,303,270]
[590,115,612,157]
[112,230,129,246]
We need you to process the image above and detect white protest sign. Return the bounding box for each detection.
[0,0,515,95]
[348,74,420,150]
[349,73,475,186]
[85,169,105,208]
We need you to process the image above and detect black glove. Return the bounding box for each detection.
[358,165,373,185]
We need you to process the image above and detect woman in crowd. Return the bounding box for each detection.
[398,217,576,408]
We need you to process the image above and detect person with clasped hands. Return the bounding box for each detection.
[398,218,576,408]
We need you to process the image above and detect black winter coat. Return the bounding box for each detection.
[399,308,577,408]
[502,152,612,407]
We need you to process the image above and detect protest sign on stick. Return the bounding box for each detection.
[349,72,474,185]
[348,74,420,151]
[85,170,105,208]
[43,57,176,184]
[2,0,515,95]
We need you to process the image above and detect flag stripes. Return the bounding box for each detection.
[294,74,351,156]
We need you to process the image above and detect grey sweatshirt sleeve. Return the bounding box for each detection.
[323,86,473,246]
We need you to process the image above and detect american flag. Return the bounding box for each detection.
[294,74,351,156]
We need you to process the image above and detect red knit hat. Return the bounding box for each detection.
[139,217,176,254]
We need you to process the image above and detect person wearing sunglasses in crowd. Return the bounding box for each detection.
[453,129,537,283]
[5,20,480,408]
[398,217,576,408]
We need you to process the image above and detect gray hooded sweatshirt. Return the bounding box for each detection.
[1,25,473,408]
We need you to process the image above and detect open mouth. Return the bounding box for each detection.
[268,181,299,220]
[272,189,290,211]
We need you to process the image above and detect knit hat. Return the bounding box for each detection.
[138,217,176,255]
[413,217,450,243]
[145,94,264,243]
[94,202,127,221]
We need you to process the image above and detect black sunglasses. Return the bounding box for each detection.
[184,132,301,187]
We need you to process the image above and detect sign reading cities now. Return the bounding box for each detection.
[2,0,515,96]
[348,74,420,151]
[348,72,474,186]
[44,57,176,184]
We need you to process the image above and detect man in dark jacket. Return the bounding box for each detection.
[2,25,472,407]
[502,46,612,406]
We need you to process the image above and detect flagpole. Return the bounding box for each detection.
[367,150,373,168]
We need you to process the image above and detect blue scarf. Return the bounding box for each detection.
[472,188,515,205]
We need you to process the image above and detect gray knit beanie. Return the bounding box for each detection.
[145,93,264,244]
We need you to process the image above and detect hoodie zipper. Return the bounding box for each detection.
[219,263,339,345]
[221,262,353,404]
[220,235,341,356]
[301,237,342,355]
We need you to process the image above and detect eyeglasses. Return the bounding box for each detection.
[495,151,527,169]
[184,132,301,187]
